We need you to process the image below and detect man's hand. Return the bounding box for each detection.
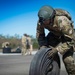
[40,46,47,49]
[49,48,58,57]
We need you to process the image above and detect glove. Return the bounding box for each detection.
[49,48,58,57]
[40,46,47,49]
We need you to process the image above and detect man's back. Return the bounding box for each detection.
[22,35,27,43]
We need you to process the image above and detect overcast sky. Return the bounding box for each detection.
[0,0,75,37]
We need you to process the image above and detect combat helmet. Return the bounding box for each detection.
[38,5,55,23]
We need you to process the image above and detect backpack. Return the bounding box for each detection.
[55,9,72,20]
[55,9,74,28]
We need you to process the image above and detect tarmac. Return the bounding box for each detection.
[0,50,75,75]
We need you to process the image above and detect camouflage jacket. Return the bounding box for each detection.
[21,35,27,44]
[36,10,75,54]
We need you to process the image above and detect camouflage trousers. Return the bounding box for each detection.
[63,50,75,75]
[46,32,75,75]
[22,43,27,55]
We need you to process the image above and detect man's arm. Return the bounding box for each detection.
[56,16,74,55]
[36,21,47,48]
[49,16,74,57]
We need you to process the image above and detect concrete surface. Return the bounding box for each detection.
[0,51,75,75]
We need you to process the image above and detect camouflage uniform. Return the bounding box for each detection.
[27,36,33,55]
[2,42,10,48]
[36,8,75,75]
[21,34,27,55]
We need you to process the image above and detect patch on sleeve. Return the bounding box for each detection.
[58,19,64,29]
[58,19,62,24]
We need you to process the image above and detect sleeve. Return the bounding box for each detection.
[36,21,47,47]
[56,16,74,55]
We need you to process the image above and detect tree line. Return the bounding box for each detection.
[0,34,39,49]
